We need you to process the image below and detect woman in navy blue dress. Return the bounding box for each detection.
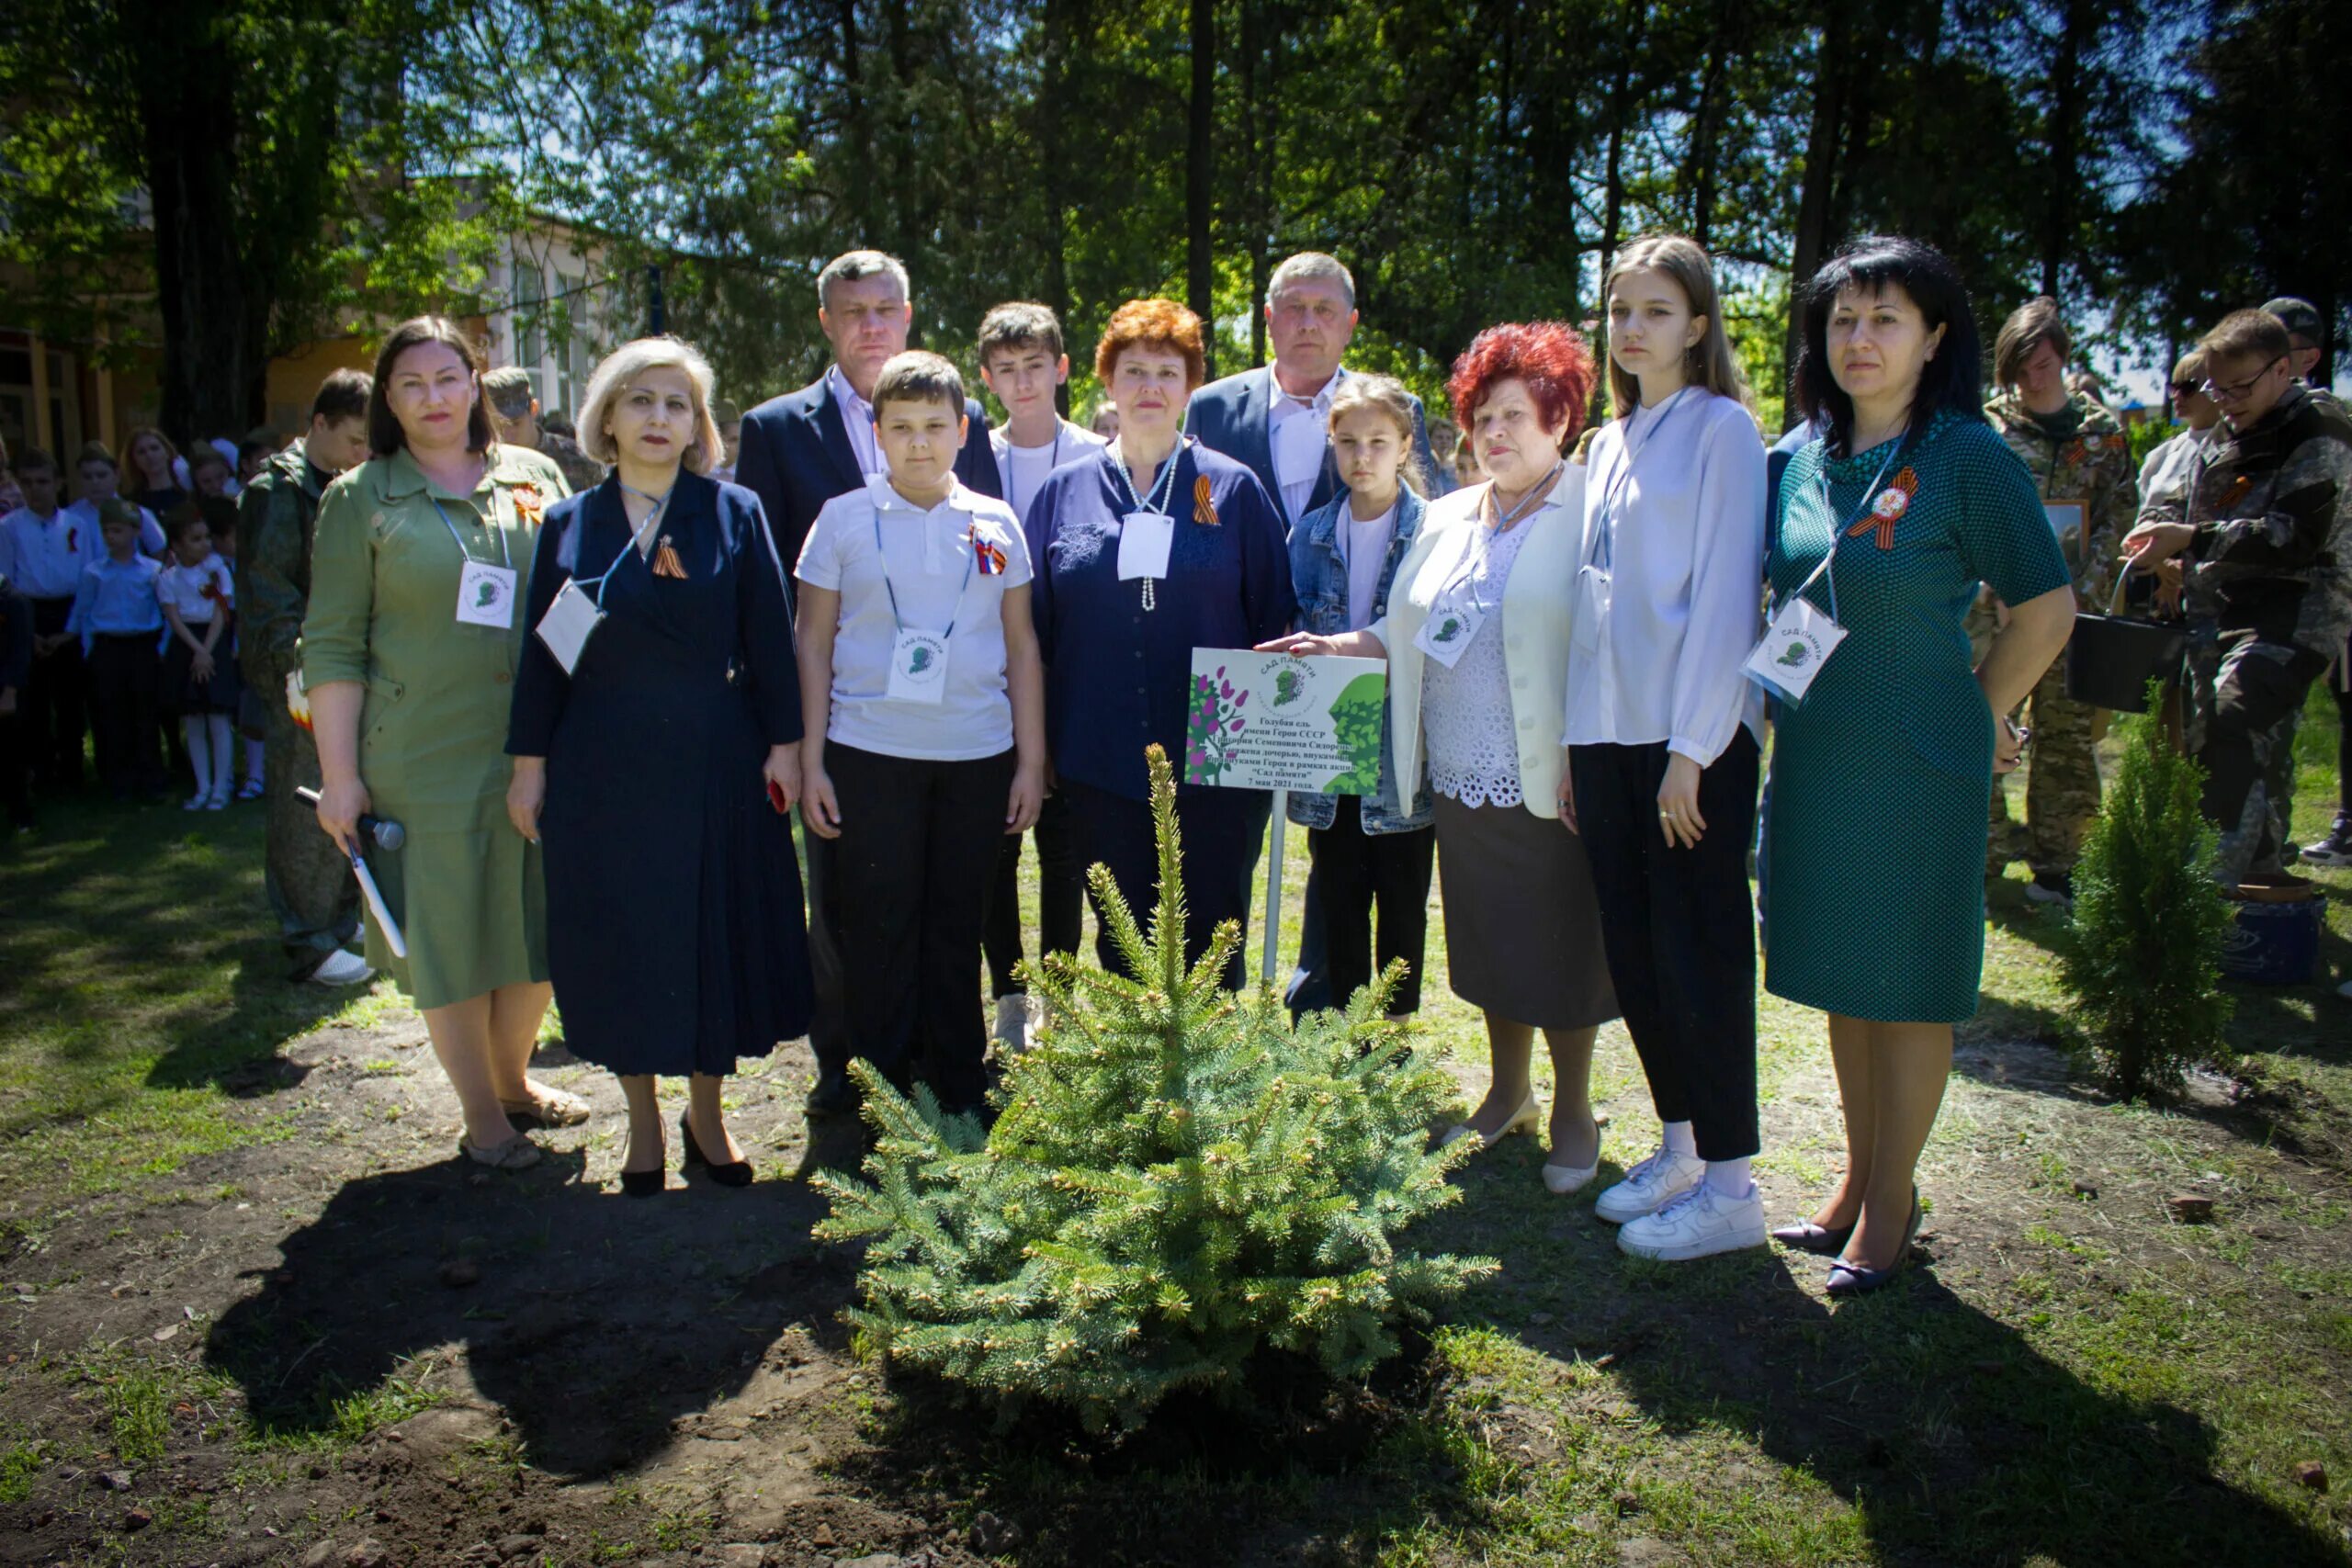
[507,338,811,1196]
[1025,299,1297,993]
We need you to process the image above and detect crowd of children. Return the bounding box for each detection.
[0,436,267,818]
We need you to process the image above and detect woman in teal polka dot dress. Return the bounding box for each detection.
[1762,238,2075,1295]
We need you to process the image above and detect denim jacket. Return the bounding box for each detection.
[1285,485,1436,834]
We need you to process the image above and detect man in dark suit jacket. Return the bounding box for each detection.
[1182,251,1442,1017]
[1184,252,1444,536]
[733,250,1001,1116]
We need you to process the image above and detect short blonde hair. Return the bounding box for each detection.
[579,336,726,474]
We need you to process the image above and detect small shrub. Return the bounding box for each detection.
[815,746,1496,1432]
[2059,682,2234,1098]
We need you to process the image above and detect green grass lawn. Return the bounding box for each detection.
[2,682,2349,1565]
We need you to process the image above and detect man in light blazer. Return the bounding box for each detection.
[735,249,1002,1118]
[1183,251,1442,1015]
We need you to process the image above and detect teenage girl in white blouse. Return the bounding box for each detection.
[1562,235,1770,1261]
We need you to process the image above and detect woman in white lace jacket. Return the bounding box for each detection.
[1261,322,1620,1192]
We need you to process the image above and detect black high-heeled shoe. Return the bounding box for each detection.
[618,1167,665,1199]
[679,1111,753,1188]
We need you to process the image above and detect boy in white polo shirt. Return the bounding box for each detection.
[796,350,1045,1119]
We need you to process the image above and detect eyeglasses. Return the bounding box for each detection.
[2199,356,2284,402]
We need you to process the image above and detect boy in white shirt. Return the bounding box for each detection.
[796,351,1046,1118]
[974,302,1107,1052]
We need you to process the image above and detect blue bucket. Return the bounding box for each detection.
[2218,888,2324,986]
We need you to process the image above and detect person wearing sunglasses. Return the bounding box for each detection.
[2128,351,2222,621]
[2122,308,2352,887]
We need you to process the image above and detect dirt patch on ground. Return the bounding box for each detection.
[5,1013,2349,1566]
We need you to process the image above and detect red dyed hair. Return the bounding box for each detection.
[1094,298,1208,392]
[1446,321,1597,447]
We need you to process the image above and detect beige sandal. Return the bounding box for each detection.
[500,1084,591,1128]
[460,1133,543,1170]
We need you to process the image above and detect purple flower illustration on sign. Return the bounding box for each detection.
[1184,664,1250,784]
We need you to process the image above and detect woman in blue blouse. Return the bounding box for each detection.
[1024,299,1297,992]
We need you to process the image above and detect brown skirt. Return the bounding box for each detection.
[1433,793,1620,1030]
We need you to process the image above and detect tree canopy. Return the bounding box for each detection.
[1,0,2340,436]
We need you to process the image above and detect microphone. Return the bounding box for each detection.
[295,787,405,851]
[294,786,408,959]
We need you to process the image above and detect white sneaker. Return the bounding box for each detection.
[992,994,1032,1055]
[1616,1181,1769,1260]
[306,948,375,987]
[1593,1147,1706,1224]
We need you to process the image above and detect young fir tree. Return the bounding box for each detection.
[814,746,1496,1432]
[2059,684,2235,1100]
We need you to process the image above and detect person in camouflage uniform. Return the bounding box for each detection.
[1970,298,2132,901]
[2125,309,2352,886]
[483,367,606,493]
[238,371,377,984]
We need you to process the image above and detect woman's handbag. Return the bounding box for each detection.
[2064,577,2185,714]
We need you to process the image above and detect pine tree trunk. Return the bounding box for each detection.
[1187,0,1216,378]
[139,0,264,437]
[2041,0,2090,297]
[1785,0,1855,429]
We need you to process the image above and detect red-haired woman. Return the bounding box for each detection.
[1261,323,1618,1185]
[1024,299,1297,993]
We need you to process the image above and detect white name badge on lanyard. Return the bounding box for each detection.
[1116,510,1175,581]
[1414,584,1487,669]
[1741,594,1847,704]
[887,628,951,703]
[457,560,518,629]
[535,580,605,673]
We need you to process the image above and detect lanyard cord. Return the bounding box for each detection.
[1438,462,1560,610]
[1792,443,1903,625]
[1108,436,1187,517]
[1007,425,1067,520]
[873,499,977,639]
[571,486,672,607]
[430,494,513,572]
[1591,387,1696,572]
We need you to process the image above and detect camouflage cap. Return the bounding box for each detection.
[2260,297,2324,344]
[96,497,144,531]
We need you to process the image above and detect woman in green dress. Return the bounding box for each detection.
[305,317,582,1170]
[1762,239,2075,1293]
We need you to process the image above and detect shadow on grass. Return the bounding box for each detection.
[204,1152,851,1478]
[1600,1264,2345,1565]
[0,794,356,1125]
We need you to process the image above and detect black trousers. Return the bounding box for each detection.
[0,706,28,826]
[1304,798,1435,1015]
[801,807,847,1078]
[827,742,1016,1114]
[2335,631,2351,818]
[984,789,1084,997]
[1060,778,1269,995]
[24,598,87,790]
[86,634,164,799]
[1569,732,1761,1162]
[2201,639,2326,840]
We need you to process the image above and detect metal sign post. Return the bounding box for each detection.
[1261,789,1287,988]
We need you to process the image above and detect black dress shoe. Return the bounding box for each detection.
[804,1067,857,1118]
[1770,1217,1854,1255]
[1826,1190,1923,1297]
[619,1168,665,1198]
[679,1112,753,1187]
